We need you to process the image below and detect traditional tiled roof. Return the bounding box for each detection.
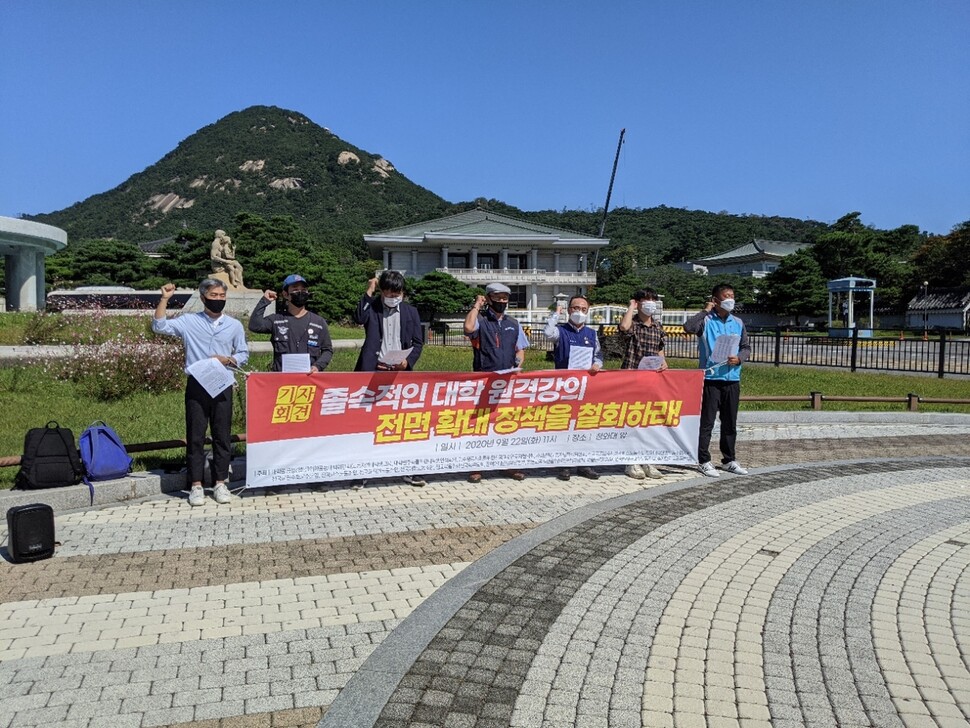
[366,208,606,243]
[907,288,970,311]
[137,236,176,254]
[694,239,810,263]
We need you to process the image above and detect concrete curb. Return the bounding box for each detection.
[0,458,247,515]
[737,410,970,425]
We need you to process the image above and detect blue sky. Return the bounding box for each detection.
[1,1,967,234]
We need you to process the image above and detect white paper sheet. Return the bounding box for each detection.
[378,347,413,367]
[711,334,741,363]
[281,353,312,373]
[637,355,664,370]
[186,357,235,397]
[567,346,594,370]
[493,367,522,374]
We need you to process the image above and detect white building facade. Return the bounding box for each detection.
[1,216,68,311]
[364,209,607,311]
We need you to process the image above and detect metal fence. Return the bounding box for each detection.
[425,326,970,378]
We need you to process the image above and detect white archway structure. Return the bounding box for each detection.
[1,216,67,311]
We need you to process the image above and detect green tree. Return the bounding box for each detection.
[911,221,970,289]
[588,272,649,306]
[408,271,479,321]
[810,212,918,310]
[762,249,827,324]
[50,239,150,287]
[153,231,212,287]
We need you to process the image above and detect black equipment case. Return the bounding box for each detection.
[6,504,56,563]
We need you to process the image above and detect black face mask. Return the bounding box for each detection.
[202,298,226,314]
[288,291,310,308]
[490,301,508,314]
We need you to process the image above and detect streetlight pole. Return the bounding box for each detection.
[921,281,929,340]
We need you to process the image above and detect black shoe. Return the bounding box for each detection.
[403,475,427,487]
[557,468,571,481]
[576,466,600,480]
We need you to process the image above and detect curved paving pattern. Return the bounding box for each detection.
[332,460,970,728]
[0,415,969,728]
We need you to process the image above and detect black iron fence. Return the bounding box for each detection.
[425,326,969,378]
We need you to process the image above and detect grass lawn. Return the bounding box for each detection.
[2,344,969,489]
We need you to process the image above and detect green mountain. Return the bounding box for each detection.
[27,103,832,268]
[30,105,453,243]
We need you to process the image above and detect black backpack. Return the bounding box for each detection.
[15,421,84,490]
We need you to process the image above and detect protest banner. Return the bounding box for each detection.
[246,369,703,487]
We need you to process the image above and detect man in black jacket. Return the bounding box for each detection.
[353,270,424,372]
[353,270,427,487]
[249,274,333,372]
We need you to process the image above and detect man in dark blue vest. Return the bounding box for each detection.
[463,282,529,483]
[544,294,602,481]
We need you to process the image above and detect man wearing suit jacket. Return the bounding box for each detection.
[354,270,424,372]
[353,270,427,487]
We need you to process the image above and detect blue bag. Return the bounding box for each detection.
[79,421,134,485]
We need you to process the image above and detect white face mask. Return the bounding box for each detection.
[640,301,657,316]
[382,296,402,308]
[569,311,587,326]
[719,298,736,313]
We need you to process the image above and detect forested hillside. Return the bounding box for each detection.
[15,104,962,318]
[30,105,452,246]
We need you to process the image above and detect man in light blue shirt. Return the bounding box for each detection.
[153,279,249,506]
[683,283,751,478]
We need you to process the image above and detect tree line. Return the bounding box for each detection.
[14,209,970,324]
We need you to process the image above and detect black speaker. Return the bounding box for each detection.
[6,504,55,563]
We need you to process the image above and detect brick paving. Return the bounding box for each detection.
[1,414,968,728]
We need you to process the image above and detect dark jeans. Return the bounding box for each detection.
[185,376,234,484]
[698,379,740,465]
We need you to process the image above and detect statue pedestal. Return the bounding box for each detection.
[182,288,267,320]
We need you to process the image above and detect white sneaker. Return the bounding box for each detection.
[625,464,646,480]
[722,461,749,475]
[641,464,663,479]
[699,462,720,478]
[188,485,205,506]
[213,482,232,504]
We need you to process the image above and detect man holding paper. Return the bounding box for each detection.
[464,282,529,483]
[354,270,426,487]
[683,283,752,478]
[545,295,602,481]
[249,274,333,373]
[153,279,249,506]
[618,287,668,479]
[354,270,424,373]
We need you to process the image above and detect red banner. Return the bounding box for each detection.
[246,369,703,486]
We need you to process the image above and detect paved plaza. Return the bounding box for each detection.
[1,413,969,728]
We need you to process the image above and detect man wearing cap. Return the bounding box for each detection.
[249,274,334,372]
[463,282,529,483]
